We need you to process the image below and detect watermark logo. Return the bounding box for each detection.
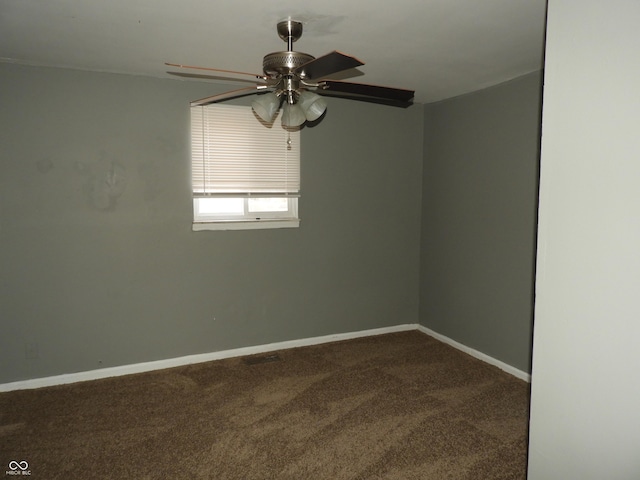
[5,461,30,476]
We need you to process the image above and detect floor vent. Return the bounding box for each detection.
[243,353,281,366]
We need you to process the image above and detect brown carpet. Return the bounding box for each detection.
[0,331,530,479]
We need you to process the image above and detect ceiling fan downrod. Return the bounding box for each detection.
[277,19,303,51]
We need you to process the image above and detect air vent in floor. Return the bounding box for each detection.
[243,353,282,365]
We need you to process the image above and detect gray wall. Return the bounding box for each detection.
[0,63,423,384]
[420,72,542,372]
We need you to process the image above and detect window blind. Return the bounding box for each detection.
[191,104,300,196]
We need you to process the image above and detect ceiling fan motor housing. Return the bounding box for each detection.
[262,51,315,77]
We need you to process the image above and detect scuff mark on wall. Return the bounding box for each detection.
[36,158,54,173]
[75,155,127,211]
[90,159,126,210]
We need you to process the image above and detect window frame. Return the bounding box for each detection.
[190,103,301,231]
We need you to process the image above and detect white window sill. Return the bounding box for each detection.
[192,219,300,231]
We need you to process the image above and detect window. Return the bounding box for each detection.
[191,104,300,231]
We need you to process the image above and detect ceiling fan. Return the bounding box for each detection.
[166,19,415,127]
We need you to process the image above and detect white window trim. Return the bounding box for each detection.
[193,219,300,231]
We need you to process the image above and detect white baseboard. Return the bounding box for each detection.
[417,325,531,382]
[0,323,530,392]
[0,324,416,392]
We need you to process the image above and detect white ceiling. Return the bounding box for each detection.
[0,0,547,104]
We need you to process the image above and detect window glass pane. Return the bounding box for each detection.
[248,197,289,213]
[197,197,244,215]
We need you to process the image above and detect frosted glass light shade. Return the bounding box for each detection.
[252,93,280,122]
[298,91,327,121]
[282,103,306,127]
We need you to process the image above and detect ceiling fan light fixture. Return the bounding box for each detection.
[298,91,327,121]
[282,103,306,127]
[251,92,280,122]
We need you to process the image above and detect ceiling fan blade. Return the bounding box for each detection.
[318,80,415,103]
[165,62,265,80]
[316,91,413,108]
[295,51,364,80]
[190,85,270,107]
[167,71,259,85]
